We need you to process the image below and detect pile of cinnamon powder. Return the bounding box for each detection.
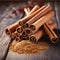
[10,40,49,54]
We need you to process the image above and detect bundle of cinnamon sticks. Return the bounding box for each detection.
[5,4,58,43]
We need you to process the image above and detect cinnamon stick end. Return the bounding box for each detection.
[19,21,23,26]
[20,35,29,40]
[30,36,36,42]
[25,29,32,35]
[5,29,11,35]
[15,37,21,42]
[23,23,29,28]
[17,27,23,33]
[30,25,36,31]
[51,37,58,43]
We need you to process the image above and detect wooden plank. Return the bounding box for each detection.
[0,34,11,60]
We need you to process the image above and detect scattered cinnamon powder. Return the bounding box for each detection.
[9,40,19,50]
[10,40,49,54]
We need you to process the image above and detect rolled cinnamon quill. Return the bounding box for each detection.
[16,32,21,37]
[20,35,29,40]
[19,4,46,26]
[10,31,22,40]
[5,5,46,35]
[24,5,53,28]
[24,28,32,36]
[30,29,44,42]
[26,5,58,43]
[5,22,19,35]
[30,23,57,42]
[24,8,55,39]
[16,26,23,33]
[24,8,30,15]
[44,23,58,43]
[24,5,40,15]
[24,4,52,28]
[28,5,40,15]
[20,31,29,40]
[30,11,55,33]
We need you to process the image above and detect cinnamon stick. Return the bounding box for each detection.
[24,28,32,36]
[24,8,30,15]
[30,11,55,33]
[24,4,52,28]
[19,4,46,26]
[30,23,57,42]
[25,6,58,43]
[28,5,40,15]
[5,22,19,35]
[26,5,58,43]
[20,31,29,40]
[44,23,58,43]
[16,26,23,33]
[20,35,29,40]
[5,5,46,35]
[24,5,40,15]
[10,31,22,40]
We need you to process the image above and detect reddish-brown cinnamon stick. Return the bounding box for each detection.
[26,6,58,43]
[20,31,29,40]
[26,5,58,43]
[25,6,58,43]
[30,23,57,42]
[24,8,30,15]
[16,26,23,33]
[10,31,21,40]
[5,22,19,35]
[28,5,40,15]
[19,4,46,26]
[30,11,55,33]
[44,23,58,43]
[24,4,52,28]
[24,5,40,15]
[24,28,32,36]
[5,5,46,35]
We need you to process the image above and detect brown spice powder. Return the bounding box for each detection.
[10,40,49,54]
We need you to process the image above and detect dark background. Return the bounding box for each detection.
[0,0,60,2]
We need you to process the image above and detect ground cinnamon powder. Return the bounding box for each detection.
[10,40,49,54]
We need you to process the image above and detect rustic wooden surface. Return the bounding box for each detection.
[0,2,60,60]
